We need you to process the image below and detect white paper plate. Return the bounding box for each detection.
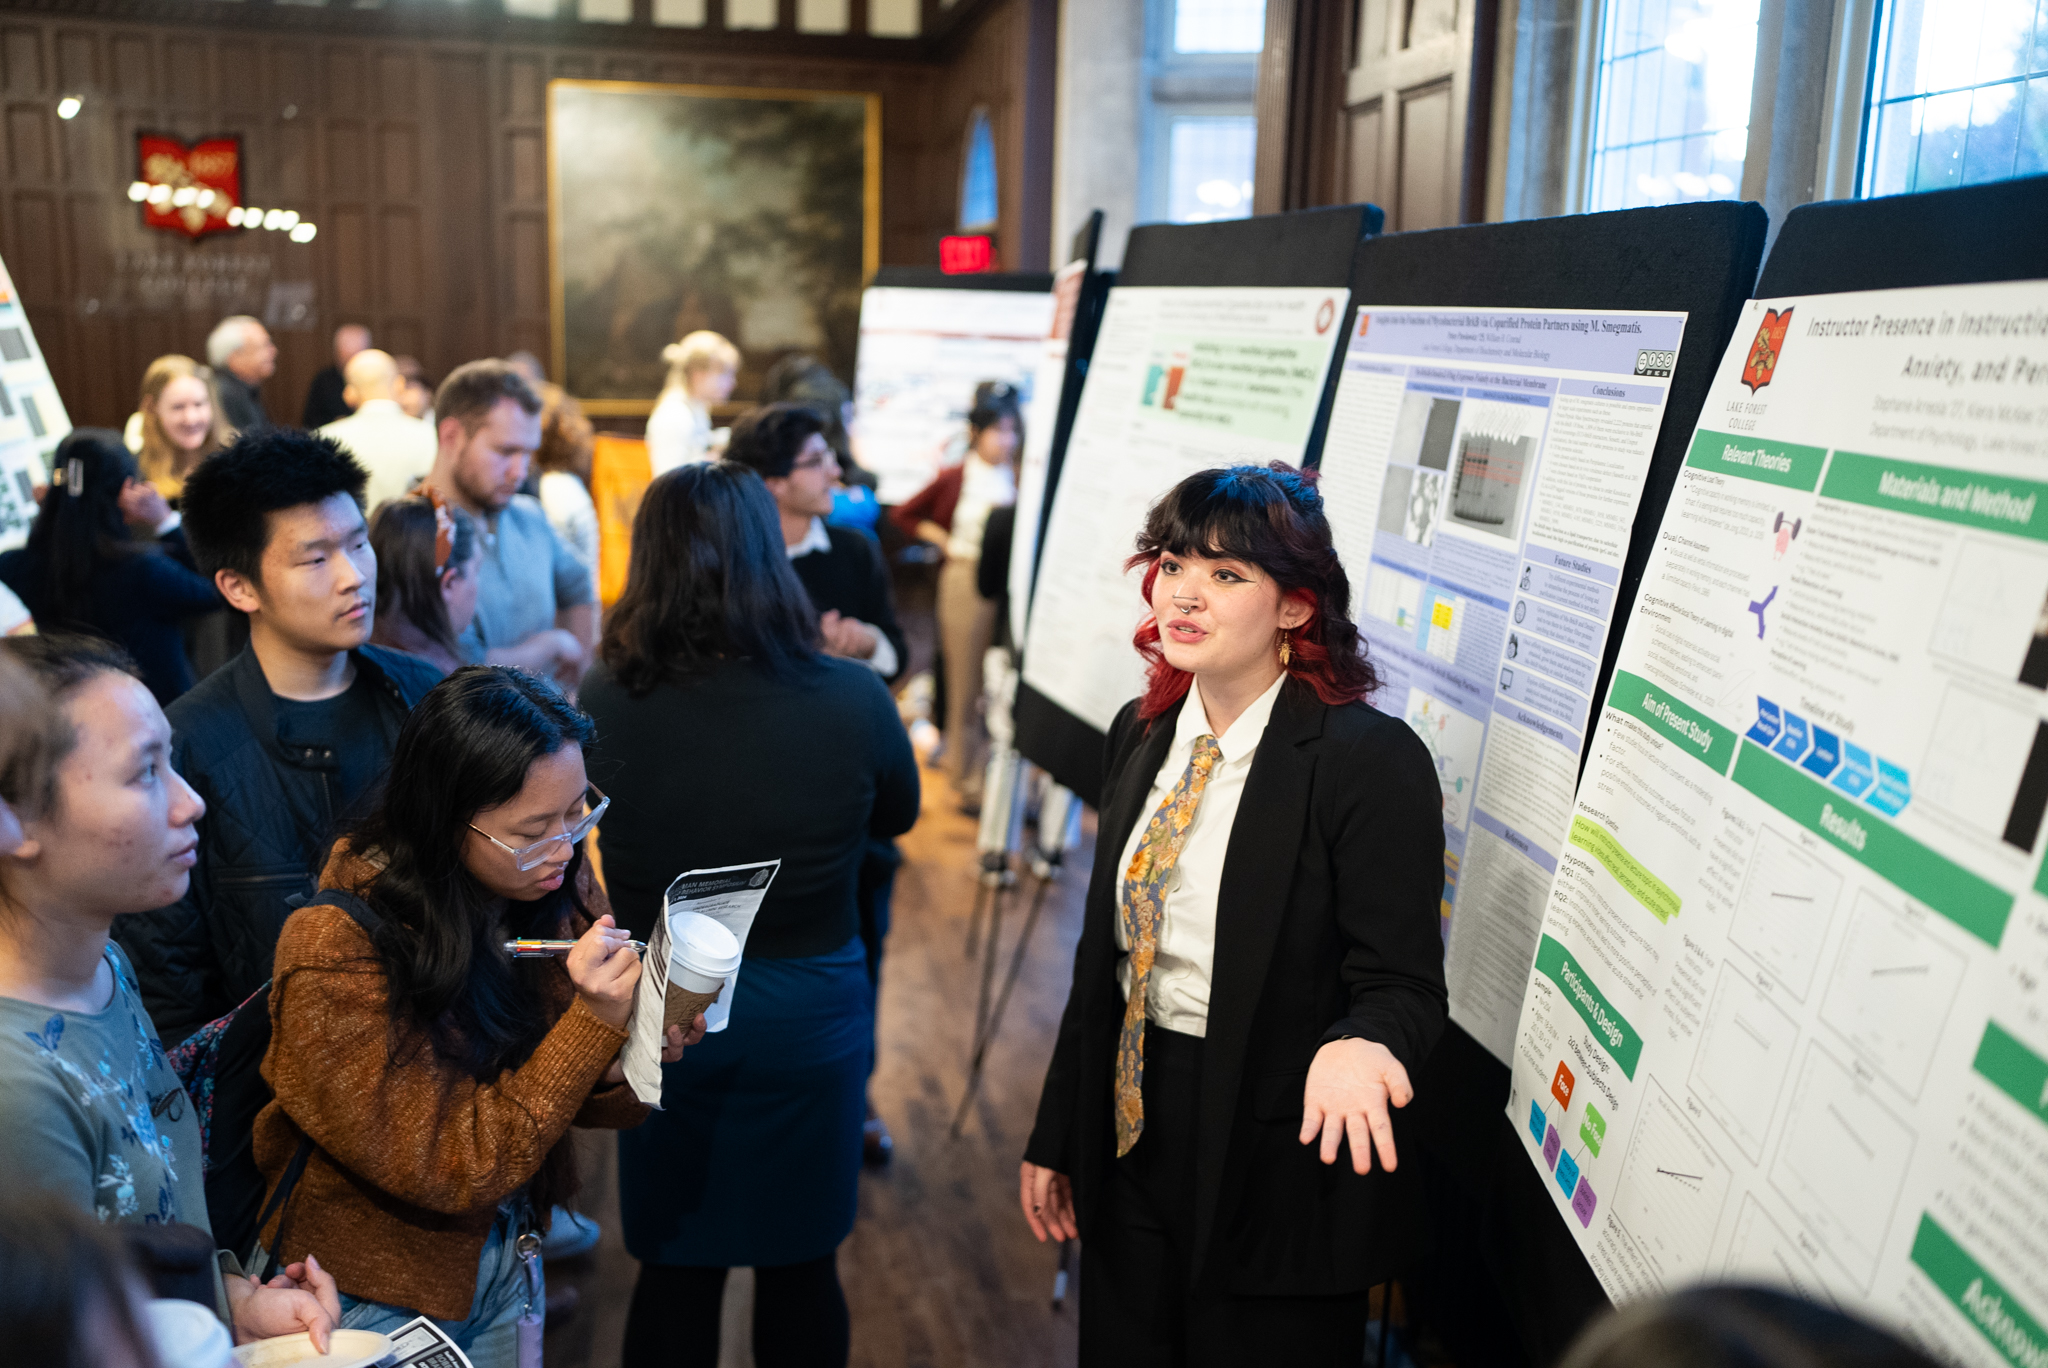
[230,1329,392,1368]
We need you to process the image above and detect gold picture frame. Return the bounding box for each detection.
[548,78,882,417]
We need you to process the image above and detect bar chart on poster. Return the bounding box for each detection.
[1021,283,1351,733]
[1314,305,1688,1062]
[0,253,72,552]
[1504,277,2048,1368]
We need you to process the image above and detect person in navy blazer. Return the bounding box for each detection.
[1022,463,1447,1366]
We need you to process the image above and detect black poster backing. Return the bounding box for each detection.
[1014,204,1383,804]
[1340,199,1766,1368]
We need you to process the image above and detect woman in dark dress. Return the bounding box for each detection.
[581,461,920,1368]
[0,429,221,704]
[1021,463,1448,1366]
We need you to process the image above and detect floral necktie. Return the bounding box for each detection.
[1114,734,1223,1158]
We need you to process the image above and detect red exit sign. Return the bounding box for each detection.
[940,235,996,273]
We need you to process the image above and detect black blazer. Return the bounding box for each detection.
[1024,676,1448,1297]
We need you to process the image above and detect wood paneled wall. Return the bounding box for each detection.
[0,0,1046,430]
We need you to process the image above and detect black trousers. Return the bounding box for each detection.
[1079,1026,1371,1368]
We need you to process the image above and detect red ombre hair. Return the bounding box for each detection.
[1128,462,1378,723]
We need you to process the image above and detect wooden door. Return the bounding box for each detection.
[1341,0,1492,228]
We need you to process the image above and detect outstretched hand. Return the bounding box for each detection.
[1299,1036,1413,1175]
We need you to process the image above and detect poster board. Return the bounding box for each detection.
[1503,173,2048,1367]
[0,253,73,553]
[1008,212,1113,649]
[1013,206,1380,804]
[849,267,1055,503]
[1316,201,1767,1368]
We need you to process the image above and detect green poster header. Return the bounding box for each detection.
[1534,934,1642,1078]
[1685,429,1828,491]
[1731,741,2012,947]
[1608,669,1737,775]
[1570,816,1682,923]
[1910,1215,2048,1368]
[1973,1021,2048,1131]
[1824,451,2048,543]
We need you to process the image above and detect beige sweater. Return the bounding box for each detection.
[254,846,647,1319]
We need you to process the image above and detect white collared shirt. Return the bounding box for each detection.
[1114,671,1286,1036]
[787,517,899,679]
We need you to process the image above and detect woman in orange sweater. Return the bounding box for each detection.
[254,666,699,1365]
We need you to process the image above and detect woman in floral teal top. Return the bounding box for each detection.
[0,636,340,1348]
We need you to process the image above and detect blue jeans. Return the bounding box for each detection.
[338,1203,540,1368]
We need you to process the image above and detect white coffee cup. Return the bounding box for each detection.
[668,911,741,994]
[147,1299,235,1368]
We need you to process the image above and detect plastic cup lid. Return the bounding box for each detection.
[668,910,741,976]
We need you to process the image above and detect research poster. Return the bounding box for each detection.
[0,253,73,552]
[1316,306,1688,1063]
[1506,279,2048,1368]
[1023,285,1351,731]
[849,284,1055,504]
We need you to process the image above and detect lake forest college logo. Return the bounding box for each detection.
[1741,307,1792,393]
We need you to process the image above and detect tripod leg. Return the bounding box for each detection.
[964,878,989,959]
[951,874,1055,1138]
[969,877,1007,1057]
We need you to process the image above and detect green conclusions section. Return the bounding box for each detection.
[1824,452,2048,544]
[1732,741,2012,947]
[1685,429,1828,491]
[1570,816,1682,923]
[1534,935,1642,1078]
[1973,1022,2048,1130]
[1911,1215,2048,1368]
[1607,669,1738,774]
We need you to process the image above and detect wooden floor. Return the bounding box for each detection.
[543,758,1093,1368]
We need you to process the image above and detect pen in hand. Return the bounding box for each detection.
[505,938,647,958]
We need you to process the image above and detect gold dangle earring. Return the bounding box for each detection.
[1278,630,1292,666]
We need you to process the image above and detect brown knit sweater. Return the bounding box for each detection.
[254,846,649,1320]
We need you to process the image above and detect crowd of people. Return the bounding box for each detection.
[0,316,1949,1368]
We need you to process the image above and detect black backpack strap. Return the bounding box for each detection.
[254,888,382,1280]
[252,1135,314,1283]
[299,887,383,938]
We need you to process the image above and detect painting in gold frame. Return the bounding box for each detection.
[548,79,882,417]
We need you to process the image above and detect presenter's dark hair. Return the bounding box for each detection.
[23,430,152,630]
[180,428,367,585]
[344,665,595,1212]
[600,461,820,695]
[434,358,541,436]
[1128,462,1376,722]
[1556,1285,1940,1368]
[725,402,828,481]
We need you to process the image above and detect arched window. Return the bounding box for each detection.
[960,108,999,230]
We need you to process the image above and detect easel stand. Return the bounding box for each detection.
[954,646,1084,1138]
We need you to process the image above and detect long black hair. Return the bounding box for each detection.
[598,461,820,695]
[350,666,595,1078]
[23,430,150,628]
[369,496,477,661]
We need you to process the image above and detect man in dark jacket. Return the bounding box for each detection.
[114,428,440,1045]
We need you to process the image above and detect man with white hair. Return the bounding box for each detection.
[206,314,276,433]
[303,322,372,428]
[317,348,438,512]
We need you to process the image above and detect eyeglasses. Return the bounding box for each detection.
[469,785,609,871]
[791,452,839,473]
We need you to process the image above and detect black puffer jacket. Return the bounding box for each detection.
[113,643,442,1044]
